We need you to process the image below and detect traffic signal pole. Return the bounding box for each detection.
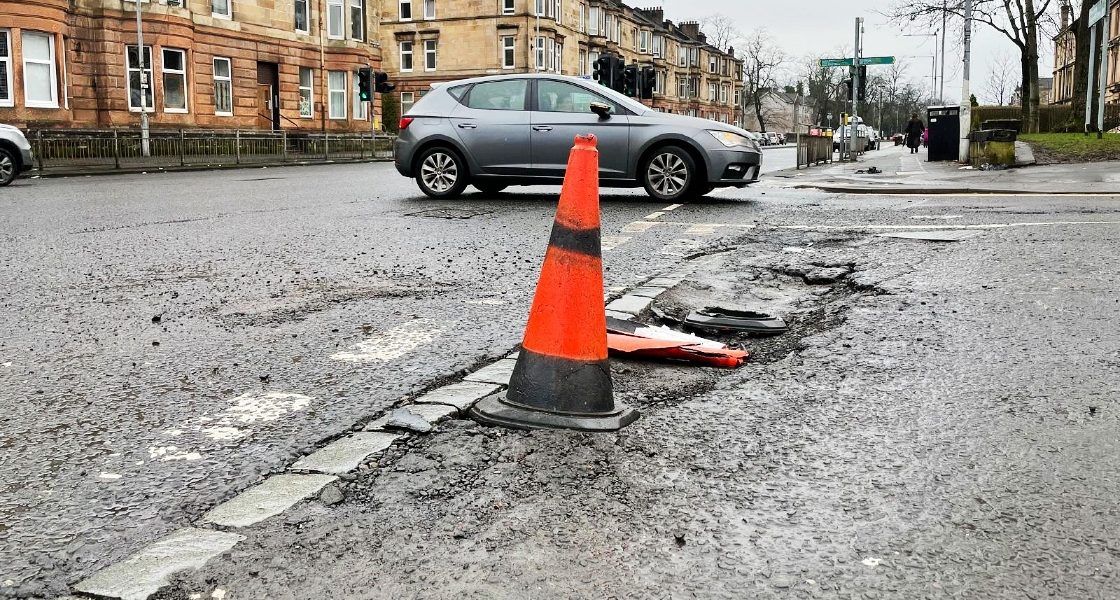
[849,17,862,161]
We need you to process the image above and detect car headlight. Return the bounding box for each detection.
[708,130,752,148]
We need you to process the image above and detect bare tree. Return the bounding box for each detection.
[885,0,1054,132]
[741,30,786,132]
[985,51,1018,104]
[699,14,742,52]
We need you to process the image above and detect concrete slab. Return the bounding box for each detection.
[646,277,683,288]
[366,403,459,431]
[291,432,401,474]
[464,358,518,385]
[73,528,243,600]
[1014,141,1036,166]
[628,286,668,299]
[202,474,337,528]
[606,310,634,321]
[413,381,502,413]
[878,230,984,242]
[606,295,654,315]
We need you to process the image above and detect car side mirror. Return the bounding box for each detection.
[590,102,612,119]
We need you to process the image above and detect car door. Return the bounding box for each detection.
[448,79,531,175]
[530,79,630,179]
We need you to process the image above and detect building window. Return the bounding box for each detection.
[677,76,686,99]
[632,28,638,51]
[401,91,415,114]
[503,0,515,15]
[424,40,437,71]
[400,41,414,71]
[161,48,188,112]
[213,57,232,115]
[501,36,516,69]
[328,70,346,119]
[328,0,344,38]
[578,4,585,32]
[554,0,562,24]
[294,0,309,32]
[652,35,662,58]
[400,0,412,20]
[0,30,12,107]
[535,0,544,16]
[709,82,717,101]
[423,0,435,19]
[125,44,153,112]
[298,66,313,117]
[22,32,58,108]
[588,6,599,35]
[588,50,598,75]
[709,55,717,73]
[578,48,586,76]
[351,0,365,40]
[655,70,665,94]
[733,88,740,106]
[719,84,728,104]
[535,36,545,70]
[212,0,231,18]
[352,71,368,119]
[639,30,649,54]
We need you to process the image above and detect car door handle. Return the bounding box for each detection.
[457,123,478,129]
[532,126,553,132]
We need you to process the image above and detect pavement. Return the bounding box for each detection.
[771,143,1120,195]
[2,154,1119,599]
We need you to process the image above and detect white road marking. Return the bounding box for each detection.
[331,319,441,363]
[98,472,122,480]
[659,238,706,256]
[201,426,247,441]
[779,220,1120,231]
[601,235,632,251]
[685,224,720,235]
[909,215,963,219]
[644,211,665,220]
[622,221,660,233]
[663,203,684,211]
[219,391,312,424]
[148,446,203,462]
[463,298,507,305]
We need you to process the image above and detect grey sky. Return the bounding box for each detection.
[659,0,1057,105]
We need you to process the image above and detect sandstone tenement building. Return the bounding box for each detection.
[0,0,743,130]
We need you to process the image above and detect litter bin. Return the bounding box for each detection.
[926,105,960,162]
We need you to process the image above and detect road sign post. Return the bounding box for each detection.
[850,18,862,162]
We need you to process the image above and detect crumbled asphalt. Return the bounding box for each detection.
[160,198,1119,599]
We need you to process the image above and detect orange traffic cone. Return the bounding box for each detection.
[470,134,639,431]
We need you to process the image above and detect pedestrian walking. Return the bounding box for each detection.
[905,113,925,154]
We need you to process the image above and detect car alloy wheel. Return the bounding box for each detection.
[420,151,459,194]
[0,150,15,187]
[647,152,689,198]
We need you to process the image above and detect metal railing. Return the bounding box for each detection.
[28,129,395,175]
[835,136,869,162]
[795,133,834,169]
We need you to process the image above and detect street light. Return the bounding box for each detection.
[902,53,938,104]
[904,32,941,103]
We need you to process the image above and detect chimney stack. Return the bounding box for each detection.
[679,21,701,39]
[1060,2,1070,28]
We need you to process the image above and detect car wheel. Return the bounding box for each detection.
[474,182,508,195]
[642,146,697,202]
[0,148,17,187]
[415,147,468,199]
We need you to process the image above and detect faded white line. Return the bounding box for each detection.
[601,235,632,251]
[777,220,1120,231]
[685,224,720,235]
[644,211,666,220]
[622,221,660,233]
[662,203,684,211]
[331,319,441,363]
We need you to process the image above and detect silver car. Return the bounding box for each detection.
[393,74,762,202]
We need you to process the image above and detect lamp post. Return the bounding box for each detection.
[904,32,940,102]
[133,0,150,156]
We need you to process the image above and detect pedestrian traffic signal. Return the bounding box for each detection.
[593,55,612,87]
[374,70,395,94]
[622,64,639,97]
[639,66,656,100]
[357,68,372,101]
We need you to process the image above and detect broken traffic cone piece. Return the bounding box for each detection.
[470,135,638,431]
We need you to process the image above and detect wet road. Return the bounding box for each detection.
[0,158,788,597]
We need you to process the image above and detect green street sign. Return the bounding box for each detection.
[819,56,895,67]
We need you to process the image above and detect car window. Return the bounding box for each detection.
[536,80,619,114]
[447,84,468,100]
[465,80,528,111]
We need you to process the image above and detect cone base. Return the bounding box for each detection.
[470,392,639,432]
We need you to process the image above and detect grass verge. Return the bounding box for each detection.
[1019,132,1120,163]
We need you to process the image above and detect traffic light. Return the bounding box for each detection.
[622,64,638,97]
[374,70,395,94]
[610,56,626,93]
[593,55,612,86]
[857,65,868,102]
[639,66,656,100]
[844,78,853,100]
[357,68,372,101]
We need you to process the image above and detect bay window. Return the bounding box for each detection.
[298,66,313,117]
[23,32,58,108]
[161,48,188,112]
[328,70,346,119]
[213,57,232,116]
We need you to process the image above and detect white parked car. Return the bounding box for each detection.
[0,124,34,186]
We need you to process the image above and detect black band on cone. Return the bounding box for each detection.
[505,348,614,415]
[548,223,602,259]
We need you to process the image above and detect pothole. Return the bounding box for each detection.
[405,207,493,219]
